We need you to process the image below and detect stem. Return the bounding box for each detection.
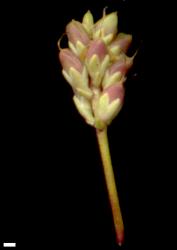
[96,127,124,246]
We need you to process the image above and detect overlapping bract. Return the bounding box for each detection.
[59,10,134,129]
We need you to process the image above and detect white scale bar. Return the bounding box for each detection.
[3,243,16,247]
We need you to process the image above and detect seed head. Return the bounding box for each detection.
[58,10,135,129]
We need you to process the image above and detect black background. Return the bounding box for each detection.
[1,0,175,249]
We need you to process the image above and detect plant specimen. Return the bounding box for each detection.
[58,9,135,246]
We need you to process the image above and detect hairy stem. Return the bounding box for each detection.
[96,127,124,246]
